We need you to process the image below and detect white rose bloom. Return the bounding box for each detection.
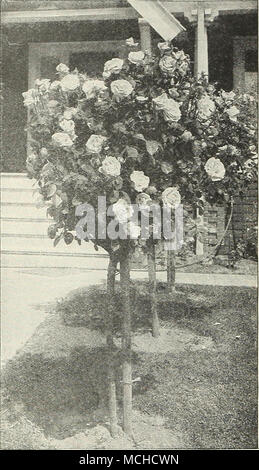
[112,198,134,224]
[163,100,181,122]
[162,187,181,208]
[181,130,193,142]
[130,170,150,192]
[99,156,121,177]
[103,58,124,78]
[159,56,177,75]
[110,79,134,99]
[136,96,148,103]
[59,119,75,135]
[153,93,170,110]
[218,144,238,156]
[136,192,151,208]
[85,134,107,154]
[127,221,141,239]
[47,100,59,115]
[126,37,139,47]
[26,153,37,173]
[48,99,59,109]
[40,147,48,158]
[173,50,186,60]
[153,93,181,122]
[56,63,69,74]
[60,74,80,91]
[222,90,235,101]
[51,194,63,208]
[128,51,145,65]
[197,95,216,119]
[82,80,107,99]
[35,79,51,93]
[161,162,173,174]
[157,41,171,53]
[22,89,38,107]
[226,105,239,122]
[205,157,225,181]
[50,80,60,90]
[178,61,189,75]
[52,132,74,147]
[63,107,77,120]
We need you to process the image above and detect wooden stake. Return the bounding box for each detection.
[147,243,160,337]
[106,255,118,437]
[120,253,133,436]
[167,249,176,293]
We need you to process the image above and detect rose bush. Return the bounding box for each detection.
[23,39,257,255]
[23,37,257,439]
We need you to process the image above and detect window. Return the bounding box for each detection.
[28,41,125,87]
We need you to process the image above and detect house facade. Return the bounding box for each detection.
[1,0,258,266]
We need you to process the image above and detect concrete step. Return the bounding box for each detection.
[1,173,36,189]
[1,190,40,204]
[1,218,51,236]
[1,235,106,256]
[1,173,107,269]
[1,251,109,269]
[1,204,48,219]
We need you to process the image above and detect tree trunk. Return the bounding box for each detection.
[167,249,176,293]
[147,243,160,338]
[120,253,133,436]
[106,255,118,437]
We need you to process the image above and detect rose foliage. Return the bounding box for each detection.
[23,41,257,256]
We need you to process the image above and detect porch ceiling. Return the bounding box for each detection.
[2,1,258,24]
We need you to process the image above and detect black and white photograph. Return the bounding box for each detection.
[1,0,258,459]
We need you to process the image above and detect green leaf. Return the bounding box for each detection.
[133,133,146,142]
[46,183,57,198]
[146,140,160,156]
[53,232,63,247]
[72,197,83,206]
[109,190,120,204]
[126,146,139,159]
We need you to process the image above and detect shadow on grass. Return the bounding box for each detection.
[2,347,113,438]
[55,281,224,334]
[2,346,142,440]
[55,282,257,338]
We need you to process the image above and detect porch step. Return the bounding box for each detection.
[1,173,36,189]
[1,234,106,256]
[1,190,43,204]
[1,218,52,235]
[1,173,108,268]
[1,204,48,219]
[1,251,109,269]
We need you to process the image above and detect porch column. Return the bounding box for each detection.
[138,18,152,53]
[195,7,208,255]
[185,6,218,255]
[185,6,218,78]
[194,5,208,77]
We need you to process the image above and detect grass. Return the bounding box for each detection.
[1,283,257,449]
[133,285,258,448]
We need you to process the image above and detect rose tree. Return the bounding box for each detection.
[23,39,257,436]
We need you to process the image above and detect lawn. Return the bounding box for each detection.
[1,283,257,449]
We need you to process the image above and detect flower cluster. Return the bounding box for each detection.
[23,39,257,252]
